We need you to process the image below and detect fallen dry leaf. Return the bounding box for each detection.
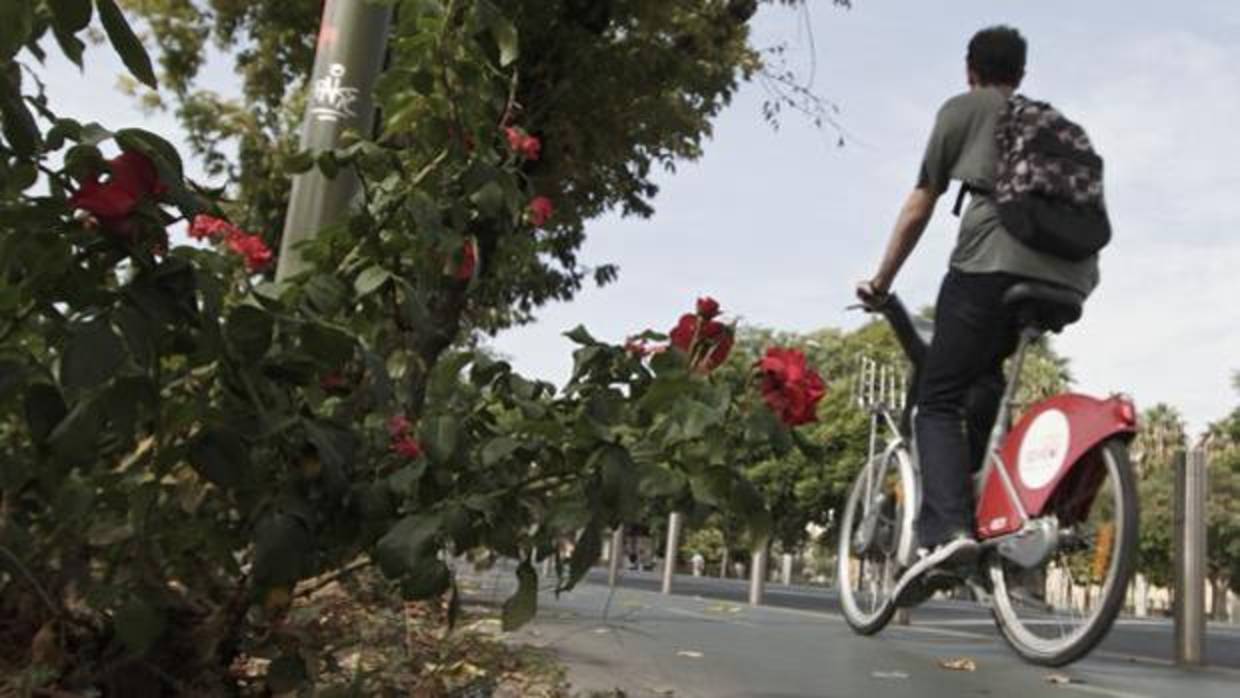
[871,670,910,680]
[675,650,704,659]
[938,657,977,672]
[1045,673,1072,684]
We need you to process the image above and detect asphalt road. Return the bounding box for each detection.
[585,569,1240,670]
[474,570,1240,698]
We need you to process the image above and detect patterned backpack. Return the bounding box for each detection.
[992,96,1111,261]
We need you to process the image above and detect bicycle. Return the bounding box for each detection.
[836,282,1139,666]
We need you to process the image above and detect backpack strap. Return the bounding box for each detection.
[952,183,972,217]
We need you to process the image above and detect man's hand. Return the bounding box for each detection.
[855,280,889,309]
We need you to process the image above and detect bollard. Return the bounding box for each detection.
[1173,448,1207,666]
[780,553,794,586]
[749,546,769,606]
[894,608,910,626]
[608,527,624,588]
[661,513,683,595]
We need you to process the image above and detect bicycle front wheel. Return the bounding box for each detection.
[989,438,1138,666]
[838,446,915,635]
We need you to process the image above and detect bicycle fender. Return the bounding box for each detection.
[976,393,1136,539]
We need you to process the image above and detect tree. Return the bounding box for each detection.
[1133,404,1186,589]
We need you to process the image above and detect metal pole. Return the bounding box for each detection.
[607,527,624,588]
[748,545,768,606]
[661,513,683,595]
[780,553,793,586]
[1174,448,1207,666]
[276,0,393,282]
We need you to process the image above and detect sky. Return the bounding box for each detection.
[34,0,1240,435]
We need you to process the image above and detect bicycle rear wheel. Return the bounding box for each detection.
[838,446,915,635]
[989,438,1138,666]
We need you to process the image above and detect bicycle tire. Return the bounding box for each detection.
[989,438,1138,666]
[838,446,915,635]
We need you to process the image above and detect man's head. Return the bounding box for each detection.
[966,26,1026,88]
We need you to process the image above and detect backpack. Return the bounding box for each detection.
[991,95,1111,261]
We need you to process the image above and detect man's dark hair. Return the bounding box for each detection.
[967,26,1026,86]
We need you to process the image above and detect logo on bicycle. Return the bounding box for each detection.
[1017,409,1070,489]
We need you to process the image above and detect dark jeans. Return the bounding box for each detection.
[915,269,1023,548]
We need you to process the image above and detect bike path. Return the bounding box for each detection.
[490,576,1238,698]
[581,569,1240,671]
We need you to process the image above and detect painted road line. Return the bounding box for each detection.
[1060,683,1158,698]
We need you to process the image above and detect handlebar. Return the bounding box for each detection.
[851,292,930,367]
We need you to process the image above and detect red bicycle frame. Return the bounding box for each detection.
[976,393,1137,540]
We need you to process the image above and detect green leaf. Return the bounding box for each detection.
[61,320,125,391]
[354,266,392,297]
[114,598,165,656]
[48,0,93,34]
[266,655,308,694]
[501,560,537,631]
[0,359,25,401]
[301,274,348,316]
[305,419,357,472]
[558,519,601,594]
[373,514,441,579]
[285,149,315,174]
[422,415,460,464]
[317,150,340,178]
[225,305,273,362]
[597,445,639,521]
[47,400,101,466]
[52,28,86,68]
[252,513,313,588]
[96,0,158,89]
[0,78,42,160]
[480,436,520,468]
[188,428,251,490]
[399,559,451,601]
[469,180,505,216]
[299,322,355,367]
[115,128,184,183]
[637,462,688,498]
[24,384,67,445]
[563,325,598,346]
[0,1,34,60]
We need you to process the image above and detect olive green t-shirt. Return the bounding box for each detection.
[918,87,1100,296]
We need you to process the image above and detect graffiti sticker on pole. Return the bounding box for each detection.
[311,64,360,123]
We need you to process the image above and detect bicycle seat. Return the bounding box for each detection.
[1002,282,1084,333]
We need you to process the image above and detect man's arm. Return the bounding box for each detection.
[858,186,939,301]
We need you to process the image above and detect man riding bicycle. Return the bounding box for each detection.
[856,26,1100,602]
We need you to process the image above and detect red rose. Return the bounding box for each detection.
[505,126,541,161]
[189,214,240,241]
[696,296,721,320]
[454,238,478,281]
[701,321,734,370]
[225,231,274,272]
[387,414,412,438]
[758,347,826,426]
[518,134,541,161]
[668,312,733,372]
[528,196,554,227]
[69,150,166,233]
[192,215,274,272]
[669,313,698,352]
[625,337,651,358]
[392,435,424,460]
[319,371,348,392]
